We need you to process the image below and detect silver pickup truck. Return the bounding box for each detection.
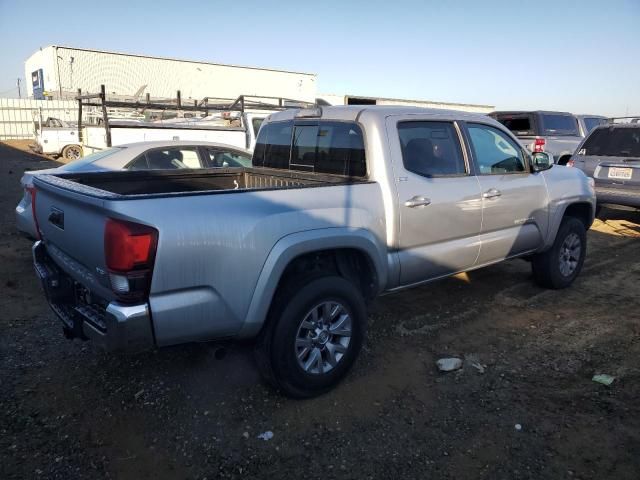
[31,106,596,397]
[489,110,595,165]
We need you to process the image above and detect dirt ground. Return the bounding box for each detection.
[1,141,638,479]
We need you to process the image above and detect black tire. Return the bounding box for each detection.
[61,144,82,161]
[254,275,367,398]
[531,216,586,289]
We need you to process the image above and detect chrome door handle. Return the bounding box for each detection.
[404,196,431,208]
[482,188,502,199]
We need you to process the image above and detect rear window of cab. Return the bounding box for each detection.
[253,120,367,177]
[540,114,579,136]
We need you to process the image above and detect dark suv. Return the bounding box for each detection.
[570,123,640,209]
[489,111,585,165]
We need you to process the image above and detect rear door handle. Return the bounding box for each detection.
[482,188,502,199]
[404,196,431,208]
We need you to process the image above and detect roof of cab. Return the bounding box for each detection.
[267,105,494,124]
[490,110,576,116]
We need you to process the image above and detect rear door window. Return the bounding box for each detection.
[540,114,579,136]
[203,147,251,168]
[398,121,466,176]
[145,147,201,170]
[581,128,640,157]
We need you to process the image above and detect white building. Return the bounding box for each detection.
[24,45,318,103]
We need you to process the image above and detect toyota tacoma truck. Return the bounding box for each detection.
[31,106,596,397]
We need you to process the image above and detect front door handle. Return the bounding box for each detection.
[404,196,431,208]
[482,188,502,199]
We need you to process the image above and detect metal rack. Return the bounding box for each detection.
[607,116,640,124]
[75,85,315,146]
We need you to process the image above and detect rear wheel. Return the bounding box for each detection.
[255,275,366,398]
[531,216,586,289]
[61,144,82,161]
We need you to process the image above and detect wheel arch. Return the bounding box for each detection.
[543,201,594,250]
[238,228,387,339]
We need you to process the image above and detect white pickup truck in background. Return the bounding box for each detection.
[33,111,269,160]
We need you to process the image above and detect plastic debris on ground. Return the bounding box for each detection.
[592,374,615,386]
[436,358,463,372]
[257,431,274,441]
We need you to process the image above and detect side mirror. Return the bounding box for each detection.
[531,152,553,172]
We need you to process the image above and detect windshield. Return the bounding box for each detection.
[581,127,640,157]
[540,114,579,136]
[58,147,125,172]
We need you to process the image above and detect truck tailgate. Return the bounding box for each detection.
[33,175,115,302]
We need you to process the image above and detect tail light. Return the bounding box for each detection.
[27,186,41,240]
[534,138,546,153]
[104,218,158,303]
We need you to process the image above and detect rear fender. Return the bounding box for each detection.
[237,228,387,339]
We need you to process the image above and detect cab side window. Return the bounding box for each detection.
[398,121,466,177]
[467,124,526,174]
[126,154,149,170]
[204,148,251,168]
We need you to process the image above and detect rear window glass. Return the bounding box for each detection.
[493,115,535,136]
[59,147,124,172]
[252,121,293,169]
[540,114,579,136]
[580,127,640,157]
[253,120,366,177]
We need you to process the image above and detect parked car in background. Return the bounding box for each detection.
[30,105,595,397]
[569,123,640,210]
[576,114,608,137]
[16,140,252,238]
[489,111,585,165]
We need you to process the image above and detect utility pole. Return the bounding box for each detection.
[17,78,21,98]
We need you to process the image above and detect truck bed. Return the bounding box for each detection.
[38,167,362,198]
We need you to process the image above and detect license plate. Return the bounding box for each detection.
[608,167,633,180]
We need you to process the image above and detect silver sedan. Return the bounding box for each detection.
[16,140,253,238]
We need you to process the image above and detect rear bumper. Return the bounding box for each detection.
[595,184,640,208]
[32,241,155,352]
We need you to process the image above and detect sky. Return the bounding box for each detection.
[0,0,638,116]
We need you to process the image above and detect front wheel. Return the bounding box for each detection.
[531,217,587,289]
[255,276,367,398]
